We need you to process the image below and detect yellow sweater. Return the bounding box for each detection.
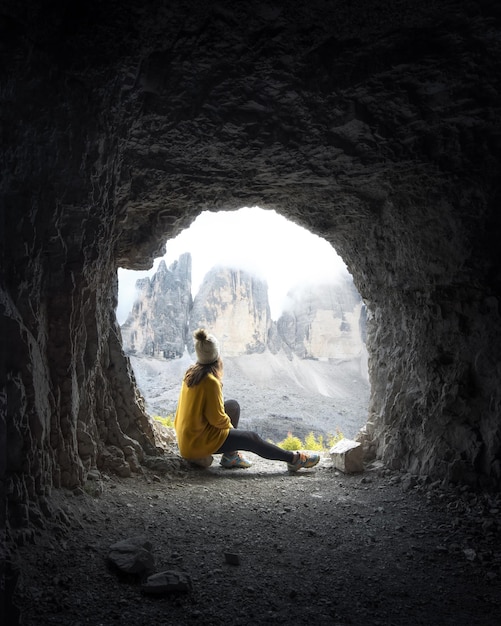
[174,373,232,459]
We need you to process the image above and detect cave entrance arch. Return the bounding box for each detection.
[4,0,501,545]
[118,206,370,446]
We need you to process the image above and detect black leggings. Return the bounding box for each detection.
[214,400,295,463]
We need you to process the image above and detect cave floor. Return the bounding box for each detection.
[14,455,501,625]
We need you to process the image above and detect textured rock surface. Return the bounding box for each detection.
[2,0,501,549]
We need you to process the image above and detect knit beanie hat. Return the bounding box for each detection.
[193,328,220,364]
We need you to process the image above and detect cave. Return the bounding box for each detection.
[3,0,501,566]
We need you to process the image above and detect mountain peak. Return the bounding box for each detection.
[121,256,365,362]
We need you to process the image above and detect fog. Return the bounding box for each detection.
[117,206,350,324]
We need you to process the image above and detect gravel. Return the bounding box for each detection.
[13,457,501,625]
[11,354,500,624]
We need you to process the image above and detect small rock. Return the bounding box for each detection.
[141,570,192,594]
[107,535,155,576]
[224,552,240,565]
[463,548,476,562]
[329,439,364,474]
[84,480,104,497]
[86,468,101,481]
[401,474,418,491]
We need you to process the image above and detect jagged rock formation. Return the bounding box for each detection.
[122,258,365,360]
[121,254,192,358]
[121,262,271,357]
[188,266,271,357]
[277,277,365,360]
[3,0,501,556]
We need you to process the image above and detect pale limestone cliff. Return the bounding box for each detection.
[189,266,271,357]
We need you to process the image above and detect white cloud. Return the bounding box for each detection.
[116,206,350,324]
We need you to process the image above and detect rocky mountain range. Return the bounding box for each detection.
[121,253,366,362]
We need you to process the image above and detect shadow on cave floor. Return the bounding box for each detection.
[13,453,501,625]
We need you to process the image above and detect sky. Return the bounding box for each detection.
[116,206,351,324]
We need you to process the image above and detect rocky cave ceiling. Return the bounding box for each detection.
[2,0,501,538]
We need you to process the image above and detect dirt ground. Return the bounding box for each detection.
[12,453,501,626]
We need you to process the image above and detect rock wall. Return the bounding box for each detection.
[2,0,501,547]
[368,287,501,485]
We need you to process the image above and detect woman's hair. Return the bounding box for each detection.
[184,357,223,388]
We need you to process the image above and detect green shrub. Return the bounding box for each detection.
[304,431,325,451]
[327,429,344,448]
[277,432,303,451]
[274,429,345,451]
[153,414,175,428]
